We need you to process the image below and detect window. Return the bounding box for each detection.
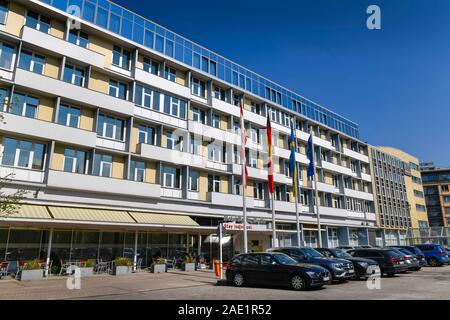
[166,131,183,151]
[208,174,220,192]
[212,114,221,129]
[112,46,130,70]
[415,204,426,212]
[1,137,45,170]
[163,95,186,119]
[135,85,160,111]
[162,166,181,189]
[25,10,50,33]
[109,80,127,100]
[189,170,199,192]
[63,148,86,174]
[143,57,159,75]
[96,114,125,141]
[10,93,38,118]
[63,64,85,86]
[138,125,155,145]
[190,135,199,155]
[58,104,80,128]
[192,108,206,124]
[254,182,264,200]
[93,154,112,178]
[68,29,89,48]
[214,86,225,101]
[208,143,222,162]
[413,190,424,198]
[444,196,450,203]
[0,0,8,25]
[19,51,45,74]
[164,66,176,82]
[442,185,449,193]
[0,42,15,70]
[130,160,145,182]
[191,78,206,97]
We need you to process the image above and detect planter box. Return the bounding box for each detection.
[113,266,131,276]
[80,267,94,277]
[152,264,166,273]
[19,269,44,281]
[183,263,196,272]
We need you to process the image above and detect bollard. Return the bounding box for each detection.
[213,260,221,277]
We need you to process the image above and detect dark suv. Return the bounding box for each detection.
[388,245,427,268]
[268,247,355,282]
[316,247,380,280]
[347,248,409,276]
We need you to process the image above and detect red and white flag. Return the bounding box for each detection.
[266,115,275,194]
[240,102,249,187]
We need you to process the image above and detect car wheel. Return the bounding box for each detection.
[386,273,395,277]
[290,274,306,291]
[413,267,421,271]
[233,273,245,287]
[428,258,440,267]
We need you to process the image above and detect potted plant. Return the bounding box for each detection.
[182,254,196,272]
[18,260,44,281]
[80,259,96,277]
[113,257,132,276]
[151,257,167,273]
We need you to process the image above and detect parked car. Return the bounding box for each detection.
[347,248,409,277]
[267,247,354,282]
[389,248,421,271]
[414,244,450,267]
[316,248,380,280]
[225,252,331,291]
[388,246,427,268]
[336,246,355,250]
[356,245,373,249]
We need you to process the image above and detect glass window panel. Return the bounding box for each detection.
[121,18,133,38]
[1,137,16,166]
[155,35,164,53]
[83,0,96,22]
[96,7,108,28]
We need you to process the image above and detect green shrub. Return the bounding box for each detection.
[85,259,96,268]
[23,260,41,270]
[114,257,132,267]
[183,254,195,264]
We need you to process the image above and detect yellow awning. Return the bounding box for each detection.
[48,207,135,223]
[129,212,199,226]
[4,205,52,219]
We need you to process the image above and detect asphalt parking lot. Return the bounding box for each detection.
[0,266,449,300]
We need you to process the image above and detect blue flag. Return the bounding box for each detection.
[289,124,299,197]
[307,135,315,177]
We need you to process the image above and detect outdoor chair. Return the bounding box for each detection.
[0,261,8,278]
[59,259,74,276]
[135,258,143,272]
[15,260,26,279]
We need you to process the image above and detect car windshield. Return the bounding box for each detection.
[273,254,297,265]
[301,248,324,258]
[331,249,352,259]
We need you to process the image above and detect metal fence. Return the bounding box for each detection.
[406,227,450,246]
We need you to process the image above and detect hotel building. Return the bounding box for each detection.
[368,146,428,246]
[420,163,450,227]
[0,0,376,266]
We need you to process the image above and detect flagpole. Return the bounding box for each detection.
[310,129,323,248]
[271,191,277,248]
[292,120,301,247]
[240,98,248,254]
[295,193,301,247]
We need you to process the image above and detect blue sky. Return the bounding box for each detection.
[114,0,450,166]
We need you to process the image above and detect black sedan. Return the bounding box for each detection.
[316,248,381,280]
[225,252,331,291]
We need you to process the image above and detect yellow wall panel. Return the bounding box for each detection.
[112,156,125,179]
[50,19,65,39]
[88,70,109,94]
[37,96,54,122]
[44,55,60,79]
[89,35,112,68]
[80,108,94,131]
[5,2,25,37]
[52,144,65,170]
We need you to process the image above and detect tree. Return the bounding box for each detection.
[0,94,28,217]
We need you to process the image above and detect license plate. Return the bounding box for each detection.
[399,261,404,265]
[323,276,330,281]
[348,269,354,274]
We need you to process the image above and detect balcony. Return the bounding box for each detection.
[344,188,374,201]
[161,188,182,199]
[21,26,105,68]
[14,69,134,116]
[139,143,205,169]
[274,200,296,213]
[361,172,372,182]
[212,98,240,117]
[343,148,370,163]
[206,161,228,172]
[135,68,190,100]
[46,170,161,198]
[134,106,187,129]
[245,111,267,127]
[207,192,254,208]
[322,161,355,176]
[96,137,126,151]
[1,113,97,148]
[188,121,240,145]
[311,181,341,194]
[319,206,348,218]
[0,166,44,184]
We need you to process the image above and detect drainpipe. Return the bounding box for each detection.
[45,229,53,277]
